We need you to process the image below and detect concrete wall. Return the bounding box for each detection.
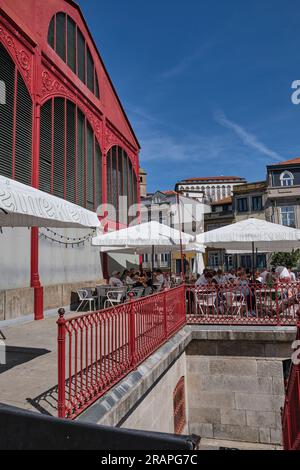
[122,353,188,434]
[0,228,31,290]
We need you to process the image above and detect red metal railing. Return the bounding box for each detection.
[186,282,300,326]
[282,317,300,450]
[57,285,186,419]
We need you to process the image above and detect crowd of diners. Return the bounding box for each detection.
[108,268,173,292]
[194,266,298,287]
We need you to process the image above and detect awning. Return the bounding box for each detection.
[0,175,100,228]
[92,221,194,248]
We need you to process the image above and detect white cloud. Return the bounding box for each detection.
[215,110,282,162]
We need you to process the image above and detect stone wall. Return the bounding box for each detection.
[187,355,284,445]
[121,353,188,434]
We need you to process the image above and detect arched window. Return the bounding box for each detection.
[173,377,186,434]
[280,171,294,187]
[0,43,32,185]
[106,146,138,224]
[48,13,100,99]
[40,97,102,210]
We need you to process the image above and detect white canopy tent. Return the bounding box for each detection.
[197,218,300,274]
[0,175,100,228]
[92,221,194,248]
[197,218,300,252]
[92,221,195,273]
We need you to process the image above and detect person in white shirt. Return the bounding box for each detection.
[289,269,296,282]
[212,270,226,285]
[109,271,124,287]
[260,269,269,283]
[195,271,210,286]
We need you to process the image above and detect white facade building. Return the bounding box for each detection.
[175,176,246,204]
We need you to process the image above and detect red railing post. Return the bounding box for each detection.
[57,308,66,419]
[163,289,168,339]
[128,294,136,368]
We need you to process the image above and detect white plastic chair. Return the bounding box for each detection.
[76,289,96,312]
[223,291,246,315]
[195,290,217,315]
[104,289,126,309]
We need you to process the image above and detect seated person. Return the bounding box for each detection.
[154,269,164,287]
[109,271,124,287]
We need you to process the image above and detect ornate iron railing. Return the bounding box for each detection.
[186,282,299,326]
[57,285,186,419]
[282,317,300,450]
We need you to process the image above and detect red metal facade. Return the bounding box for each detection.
[0,0,140,320]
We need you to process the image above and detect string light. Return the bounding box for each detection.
[39,228,96,247]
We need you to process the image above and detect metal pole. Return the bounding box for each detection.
[252,242,255,280]
[176,192,184,281]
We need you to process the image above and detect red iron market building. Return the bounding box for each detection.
[0,0,140,321]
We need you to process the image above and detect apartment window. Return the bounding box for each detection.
[237,198,248,212]
[280,171,294,187]
[252,196,262,211]
[281,207,295,227]
[159,211,163,224]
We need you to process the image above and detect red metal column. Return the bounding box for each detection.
[31,49,43,320]
[57,308,66,418]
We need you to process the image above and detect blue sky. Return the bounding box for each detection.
[78,0,300,193]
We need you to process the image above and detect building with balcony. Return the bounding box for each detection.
[175,176,246,204]
[0,0,140,321]
[266,157,300,229]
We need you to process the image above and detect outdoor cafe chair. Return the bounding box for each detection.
[222,291,246,316]
[104,288,126,309]
[195,290,217,316]
[76,289,96,312]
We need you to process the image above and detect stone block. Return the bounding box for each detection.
[43,284,63,310]
[264,343,292,358]
[188,407,221,424]
[221,409,246,426]
[5,287,34,319]
[272,377,285,396]
[259,428,271,444]
[235,393,283,412]
[186,356,210,375]
[209,357,257,377]
[189,423,213,438]
[192,390,235,409]
[191,374,273,394]
[246,411,276,428]
[257,360,283,378]
[270,428,282,445]
[216,341,265,358]
[213,424,259,443]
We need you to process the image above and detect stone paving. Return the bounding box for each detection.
[0,310,82,416]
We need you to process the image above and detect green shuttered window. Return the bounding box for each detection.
[40,98,102,210]
[106,145,138,224]
[0,43,32,185]
[48,13,100,99]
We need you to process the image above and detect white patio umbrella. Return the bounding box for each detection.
[197,218,300,275]
[0,175,100,228]
[197,218,300,251]
[92,221,195,273]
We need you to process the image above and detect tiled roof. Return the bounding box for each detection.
[181,176,245,182]
[161,190,178,195]
[271,157,300,166]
